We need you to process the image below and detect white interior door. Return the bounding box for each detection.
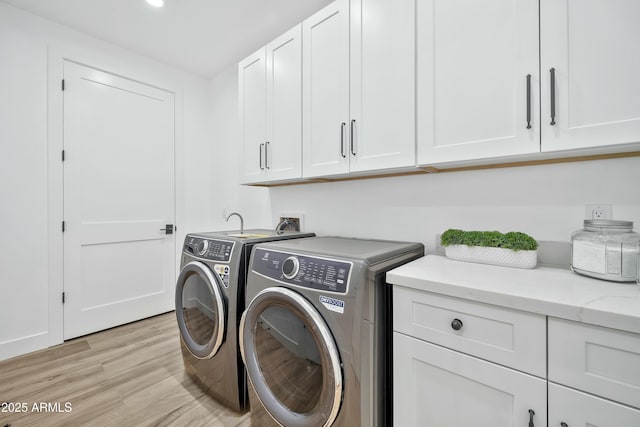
[63,61,175,340]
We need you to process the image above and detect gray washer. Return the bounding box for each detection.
[240,237,424,426]
[175,229,315,412]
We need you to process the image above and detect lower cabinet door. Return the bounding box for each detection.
[549,383,640,427]
[394,332,546,427]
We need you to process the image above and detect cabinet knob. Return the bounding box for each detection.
[560,423,568,427]
[450,318,463,331]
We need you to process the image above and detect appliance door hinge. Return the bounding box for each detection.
[62,221,65,232]
[62,292,66,304]
[62,79,65,91]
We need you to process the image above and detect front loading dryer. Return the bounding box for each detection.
[175,229,314,412]
[240,237,424,426]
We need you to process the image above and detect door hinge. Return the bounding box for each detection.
[62,79,65,91]
[62,292,66,304]
[62,221,65,232]
[61,150,65,162]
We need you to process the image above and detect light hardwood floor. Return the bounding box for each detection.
[0,312,251,427]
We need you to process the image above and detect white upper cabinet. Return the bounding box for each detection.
[303,0,416,178]
[541,0,640,152]
[417,0,540,165]
[239,25,302,184]
[265,25,303,181]
[239,47,266,183]
[349,0,416,172]
[302,0,350,178]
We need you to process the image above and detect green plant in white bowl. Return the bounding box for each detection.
[441,229,538,269]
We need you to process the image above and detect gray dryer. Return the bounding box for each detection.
[240,237,424,426]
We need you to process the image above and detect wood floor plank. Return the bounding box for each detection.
[0,312,251,426]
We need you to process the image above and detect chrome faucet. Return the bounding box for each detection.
[225,212,244,234]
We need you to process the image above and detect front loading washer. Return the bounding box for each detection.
[240,237,424,426]
[175,229,315,412]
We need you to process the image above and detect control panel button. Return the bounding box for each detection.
[196,240,209,256]
[282,256,299,279]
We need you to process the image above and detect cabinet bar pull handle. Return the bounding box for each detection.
[350,119,357,156]
[259,143,264,170]
[265,141,270,169]
[451,319,463,331]
[550,68,556,125]
[560,423,568,427]
[528,409,535,427]
[526,74,532,129]
[340,123,347,158]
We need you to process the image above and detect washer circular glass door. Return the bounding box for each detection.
[240,287,342,427]
[175,261,226,359]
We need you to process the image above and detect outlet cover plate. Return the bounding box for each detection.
[585,204,612,220]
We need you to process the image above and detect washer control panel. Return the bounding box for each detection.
[184,236,234,263]
[253,248,351,294]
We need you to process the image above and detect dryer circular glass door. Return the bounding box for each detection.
[175,261,226,359]
[240,287,342,427]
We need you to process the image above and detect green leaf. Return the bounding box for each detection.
[441,229,538,251]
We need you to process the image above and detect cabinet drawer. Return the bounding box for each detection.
[393,286,546,377]
[394,332,546,427]
[549,383,640,427]
[549,318,640,409]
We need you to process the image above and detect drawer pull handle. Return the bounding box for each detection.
[450,319,463,331]
[528,409,535,427]
[560,423,568,427]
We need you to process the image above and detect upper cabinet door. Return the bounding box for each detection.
[417,0,540,165]
[239,48,266,183]
[349,0,416,172]
[541,0,640,152]
[302,0,350,178]
[265,24,303,181]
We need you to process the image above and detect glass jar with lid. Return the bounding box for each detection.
[571,220,640,282]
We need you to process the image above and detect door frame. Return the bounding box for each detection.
[47,45,184,347]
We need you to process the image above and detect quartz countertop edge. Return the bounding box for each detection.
[386,255,640,334]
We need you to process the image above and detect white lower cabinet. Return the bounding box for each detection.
[549,383,640,427]
[548,318,640,426]
[394,332,546,427]
[394,287,640,426]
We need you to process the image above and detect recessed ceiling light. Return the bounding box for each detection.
[146,0,164,7]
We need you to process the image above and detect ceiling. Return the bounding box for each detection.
[2,0,333,78]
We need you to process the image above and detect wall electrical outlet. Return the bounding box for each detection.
[585,204,612,220]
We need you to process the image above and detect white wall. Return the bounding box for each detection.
[269,158,640,251]
[0,3,212,360]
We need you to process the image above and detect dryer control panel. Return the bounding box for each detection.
[252,248,351,294]
[184,236,234,262]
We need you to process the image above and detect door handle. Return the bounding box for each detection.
[160,224,174,235]
[549,68,556,126]
[350,119,357,156]
[259,143,265,170]
[526,74,532,129]
[265,141,270,169]
[340,123,347,158]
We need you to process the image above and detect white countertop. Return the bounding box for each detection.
[387,255,640,334]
